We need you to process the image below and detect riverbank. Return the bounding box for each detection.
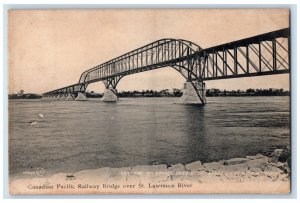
[9,148,290,194]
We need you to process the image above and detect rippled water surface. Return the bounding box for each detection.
[9,97,290,178]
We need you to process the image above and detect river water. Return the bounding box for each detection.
[9,97,290,178]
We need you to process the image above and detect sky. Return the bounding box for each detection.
[8,9,290,94]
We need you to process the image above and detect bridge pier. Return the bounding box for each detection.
[65,93,74,100]
[178,81,206,105]
[75,92,87,101]
[58,94,65,100]
[101,88,118,102]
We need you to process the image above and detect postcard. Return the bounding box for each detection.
[8,8,290,194]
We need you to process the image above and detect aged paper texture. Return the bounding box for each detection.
[8,9,290,194]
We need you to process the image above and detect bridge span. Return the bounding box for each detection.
[43,28,290,104]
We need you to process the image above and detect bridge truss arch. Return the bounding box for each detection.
[43,28,290,104]
[78,38,203,89]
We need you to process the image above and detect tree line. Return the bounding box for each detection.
[86,88,289,98]
[206,88,290,97]
[9,88,290,99]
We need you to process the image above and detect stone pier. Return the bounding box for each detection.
[177,81,206,104]
[59,95,66,100]
[75,92,87,101]
[65,93,74,101]
[101,88,118,102]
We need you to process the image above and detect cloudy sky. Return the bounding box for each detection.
[8,9,289,94]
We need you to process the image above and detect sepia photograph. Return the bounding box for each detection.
[7,8,291,195]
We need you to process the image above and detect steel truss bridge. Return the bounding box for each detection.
[43,28,290,103]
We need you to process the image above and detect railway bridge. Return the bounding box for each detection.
[43,28,290,104]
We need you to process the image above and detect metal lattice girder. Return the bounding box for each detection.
[200,28,290,80]
[78,39,202,84]
[43,28,290,96]
[43,83,86,96]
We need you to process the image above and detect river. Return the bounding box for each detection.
[9,97,290,178]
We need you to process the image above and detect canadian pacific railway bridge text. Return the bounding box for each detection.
[43,28,290,104]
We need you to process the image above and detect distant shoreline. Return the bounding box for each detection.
[8,94,42,99]
[9,88,290,99]
[8,95,290,99]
